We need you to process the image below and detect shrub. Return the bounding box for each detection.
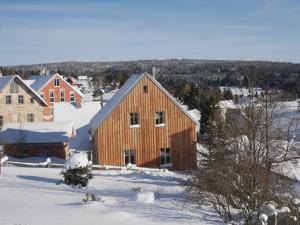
[62,166,93,188]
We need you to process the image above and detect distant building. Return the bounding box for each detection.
[90,72,199,171]
[0,122,75,159]
[27,73,84,121]
[0,75,47,126]
[219,86,263,104]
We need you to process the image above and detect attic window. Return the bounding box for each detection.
[54,78,60,87]
[143,85,148,93]
[10,82,19,93]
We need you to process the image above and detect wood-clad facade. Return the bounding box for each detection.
[92,73,198,171]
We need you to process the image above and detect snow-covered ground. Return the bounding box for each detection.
[0,167,223,225]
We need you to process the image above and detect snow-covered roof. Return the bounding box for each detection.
[220,86,263,96]
[217,100,239,109]
[54,102,102,151]
[78,75,89,80]
[0,75,47,106]
[0,122,75,144]
[28,73,84,97]
[90,72,199,130]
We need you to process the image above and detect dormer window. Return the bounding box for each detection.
[54,78,60,87]
[10,82,19,93]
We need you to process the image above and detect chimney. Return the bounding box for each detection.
[152,66,156,79]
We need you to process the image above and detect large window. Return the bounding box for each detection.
[6,95,12,104]
[49,90,55,102]
[160,148,171,166]
[70,91,75,102]
[0,116,3,127]
[130,112,139,127]
[18,95,24,104]
[60,89,65,102]
[54,78,60,87]
[27,114,34,122]
[155,111,165,125]
[10,82,19,93]
[124,150,136,165]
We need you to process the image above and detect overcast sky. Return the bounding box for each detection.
[0,0,300,65]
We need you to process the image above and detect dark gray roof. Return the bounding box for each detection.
[28,75,54,91]
[0,75,14,91]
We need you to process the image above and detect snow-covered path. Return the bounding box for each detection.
[0,167,222,225]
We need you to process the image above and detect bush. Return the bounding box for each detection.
[62,166,93,188]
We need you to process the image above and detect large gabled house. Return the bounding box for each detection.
[90,72,199,171]
[0,75,47,126]
[27,73,84,121]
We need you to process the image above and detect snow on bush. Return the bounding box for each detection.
[259,214,268,225]
[64,153,89,170]
[280,206,291,213]
[62,153,93,188]
[134,190,155,203]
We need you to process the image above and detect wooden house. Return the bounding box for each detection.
[90,72,199,171]
[27,73,84,121]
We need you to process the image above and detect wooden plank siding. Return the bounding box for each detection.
[93,75,197,171]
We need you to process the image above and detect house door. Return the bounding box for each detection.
[124,150,136,165]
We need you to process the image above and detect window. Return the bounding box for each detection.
[6,96,12,104]
[70,91,75,102]
[160,148,171,166]
[155,111,165,125]
[130,112,139,127]
[60,89,65,102]
[18,95,24,104]
[54,78,60,87]
[30,98,34,104]
[143,85,148,93]
[27,114,34,122]
[49,90,54,102]
[124,150,136,165]
[0,116,3,127]
[10,82,19,93]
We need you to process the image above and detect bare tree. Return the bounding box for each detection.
[192,92,299,224]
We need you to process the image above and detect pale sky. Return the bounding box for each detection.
[0,0,300,65]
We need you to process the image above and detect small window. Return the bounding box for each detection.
[70,91,75,102]
[130,112,139,127]
[143,85,148,93]
[60,89,65,102]
[54,78,60,87]
[27,114,34,122]
[49,90,55,102]
[18,95,24,104]
[30,98,34,104]
[10,82,19,93]
[6,96,12,104]
[0,116,3,126]
[155,112,165,125]
[160,148,171,166]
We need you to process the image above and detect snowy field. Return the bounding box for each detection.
[0,167,222,225]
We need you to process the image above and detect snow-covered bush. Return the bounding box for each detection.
[62,153,93,188]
